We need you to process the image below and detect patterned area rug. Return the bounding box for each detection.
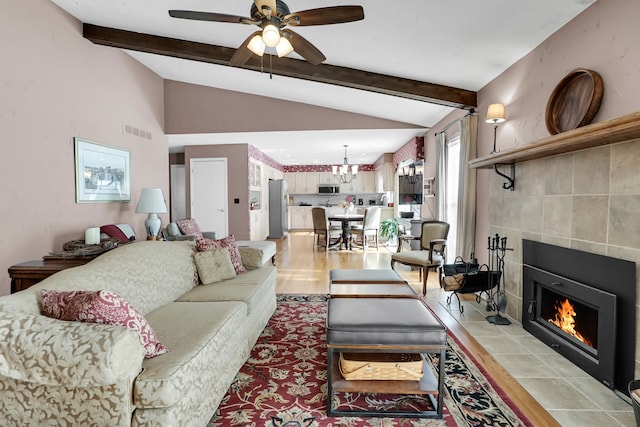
[208,295,532,426]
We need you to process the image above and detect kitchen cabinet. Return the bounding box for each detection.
[286,170,375,194]
[250,210,263,240]
[339,171,375,194]
[249,160,262,189]
[317,171,335,185]
[283,172,296,193]
[361,171,376,193]
[289,206,313,229]
[285,172,317,194]
[305,173,319,193]
[376,162,395,193]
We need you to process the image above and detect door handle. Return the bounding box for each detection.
[217,209,224,212]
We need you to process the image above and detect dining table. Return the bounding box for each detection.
[327,213,364,250]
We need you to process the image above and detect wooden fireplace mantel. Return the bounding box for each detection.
[470,111,640,169]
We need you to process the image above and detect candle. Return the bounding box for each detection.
[85,227,100,245]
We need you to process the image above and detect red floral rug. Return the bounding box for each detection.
[208,295,532,426]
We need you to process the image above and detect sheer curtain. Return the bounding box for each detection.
[456,115,478,260]
[434,114,478,261]
[434,132,446,221]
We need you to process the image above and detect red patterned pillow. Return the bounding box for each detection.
[41,289,168,358]
[176,218,202,238]
[196,234,247,274]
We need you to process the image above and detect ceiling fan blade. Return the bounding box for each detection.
[285,6,364,26]
[254,0,277,17]
[169,10,251,24]
[230,31,262,67]
[282,29,326,65]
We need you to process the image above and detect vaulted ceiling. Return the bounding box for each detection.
[51,0,596,165]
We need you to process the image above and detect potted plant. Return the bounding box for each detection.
[380,218,399,245]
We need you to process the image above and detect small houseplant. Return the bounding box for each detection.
[380,218,399,245]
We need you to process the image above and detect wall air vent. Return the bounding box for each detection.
[123,123,152,140]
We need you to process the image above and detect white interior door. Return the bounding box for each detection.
[170,164,186,221]
[190,158,228,237]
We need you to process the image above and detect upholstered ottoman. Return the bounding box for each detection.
[329,268,406,284]
[326,297,447,418]
[329,282,417,297]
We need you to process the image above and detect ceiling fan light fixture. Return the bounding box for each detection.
[275,37,294,57]
[262,24,281,47]
[247,34,266,56]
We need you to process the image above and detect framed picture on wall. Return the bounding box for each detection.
[74,137,131,203]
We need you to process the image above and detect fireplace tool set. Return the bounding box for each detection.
[485,234,513,325]
[440,233,511,324]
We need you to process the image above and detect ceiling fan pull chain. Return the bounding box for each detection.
[270,54,273,80]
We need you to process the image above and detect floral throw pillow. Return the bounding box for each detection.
[194,248,237,285]
[176,218,202,238]
[196,234,247,274]
[41,289,168,358]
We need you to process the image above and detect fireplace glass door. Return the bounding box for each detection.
[538,286,598,355]
[523,265,617,388]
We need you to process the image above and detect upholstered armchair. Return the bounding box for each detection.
[161,218,217,241]
[390,221,450,295]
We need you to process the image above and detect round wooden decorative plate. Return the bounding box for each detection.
[545,69,603,135]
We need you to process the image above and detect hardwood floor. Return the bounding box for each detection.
[272,231,561,426]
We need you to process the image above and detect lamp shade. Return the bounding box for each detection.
[248,34,266,56]
[135,188,167,214]
[136,188,167,239]
[262,24,281,47]
[275,37,294,57]
[486,103,506,124]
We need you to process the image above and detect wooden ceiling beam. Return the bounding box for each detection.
[83,24,477,109]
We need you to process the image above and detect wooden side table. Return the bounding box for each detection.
[8,256,97,293]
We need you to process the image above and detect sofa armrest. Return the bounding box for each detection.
[0,306,144,387]
[201,231,217,239]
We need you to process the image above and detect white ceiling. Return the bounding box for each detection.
[51,0,596,165]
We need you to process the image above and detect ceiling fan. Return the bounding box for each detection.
[169,1,364,66]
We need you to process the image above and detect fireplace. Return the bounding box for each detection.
[522,240,636,395]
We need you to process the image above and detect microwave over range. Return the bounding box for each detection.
[318,185,340,194]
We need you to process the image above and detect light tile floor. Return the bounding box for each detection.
[430,291,636,427]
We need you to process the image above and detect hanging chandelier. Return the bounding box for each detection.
[402,163,423,184]
[332,145,358,184]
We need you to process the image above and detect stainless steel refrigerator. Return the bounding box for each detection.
[268,179,289,238]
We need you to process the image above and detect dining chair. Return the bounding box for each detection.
[311,207,341,250]
[350,207,381,250]
[390,221,449,295]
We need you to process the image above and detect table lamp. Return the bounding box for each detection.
[135,188,167,239]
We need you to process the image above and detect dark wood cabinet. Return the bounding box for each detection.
[8,256,97,293]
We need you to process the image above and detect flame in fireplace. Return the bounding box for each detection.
[548,298,593,347]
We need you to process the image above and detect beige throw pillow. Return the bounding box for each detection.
[238,246,264,269]
[194,248,236,285]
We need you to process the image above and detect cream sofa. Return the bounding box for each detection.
[0,240,277,427]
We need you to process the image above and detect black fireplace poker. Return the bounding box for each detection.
[486,234,513,325]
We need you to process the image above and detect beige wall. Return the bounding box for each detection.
[0,0,168,295]
[423,0,640,371]
[165,80,422,134]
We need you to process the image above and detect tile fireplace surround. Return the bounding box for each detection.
[486,135,640,392]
